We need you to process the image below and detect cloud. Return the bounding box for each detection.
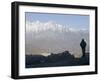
[25,21,89,58]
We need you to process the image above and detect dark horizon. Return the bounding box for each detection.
[25,50,89,68]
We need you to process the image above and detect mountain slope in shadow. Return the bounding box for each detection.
[26,51,89,68]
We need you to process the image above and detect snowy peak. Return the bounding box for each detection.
[26,21,88,33]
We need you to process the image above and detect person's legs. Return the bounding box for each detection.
[82,48,85,57]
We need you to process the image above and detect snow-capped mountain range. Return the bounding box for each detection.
[26,21,88,33]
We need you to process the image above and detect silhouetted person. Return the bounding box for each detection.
[80,39,87,57]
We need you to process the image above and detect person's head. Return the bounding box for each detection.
[82,38,84,41]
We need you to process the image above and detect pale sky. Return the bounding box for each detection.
[25,12,89,29]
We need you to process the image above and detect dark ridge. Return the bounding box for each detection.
[25,51,89,68]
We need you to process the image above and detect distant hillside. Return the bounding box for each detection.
[26,51,89,68]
